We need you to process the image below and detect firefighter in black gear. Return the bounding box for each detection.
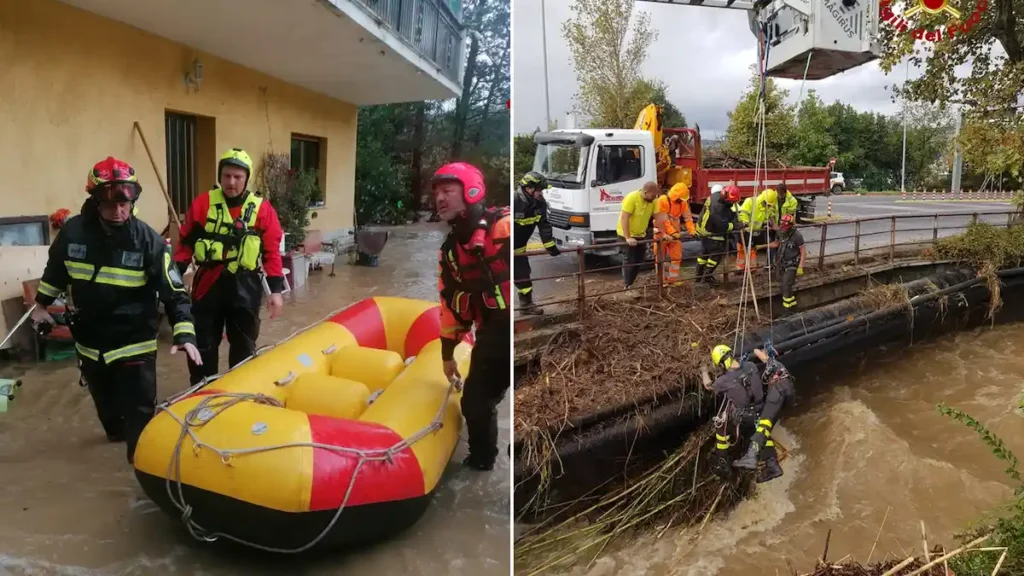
[703,343,765,480]
[766,214,806,312]
[31,157,200,464]
[514,171,559,315]
[732,345,794,484]
[695,184,745,286]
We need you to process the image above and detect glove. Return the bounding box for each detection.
[547,246,561,257]
[797,266,804,276]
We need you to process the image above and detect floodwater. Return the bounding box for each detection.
[556,322,1024,576]
[0,222,510,576]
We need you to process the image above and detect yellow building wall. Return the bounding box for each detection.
[0,0,357,237]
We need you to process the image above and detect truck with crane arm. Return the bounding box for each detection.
[535,0,881,257]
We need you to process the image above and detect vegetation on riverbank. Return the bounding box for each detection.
[936,405,1023,575]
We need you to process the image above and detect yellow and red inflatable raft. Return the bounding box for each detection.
[133,296,472,552]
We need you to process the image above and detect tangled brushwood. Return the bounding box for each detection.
[515,289,763,441]
[514,425,756,576]
[931,222,1024,319]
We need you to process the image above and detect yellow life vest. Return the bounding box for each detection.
[193,188,264,273]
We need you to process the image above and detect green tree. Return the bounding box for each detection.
[647,80,687,128]
[790,90,837,167]
[723,68,795,162]
[877,0,1024,177]
[514,131,539,182]
[562,0,661,128]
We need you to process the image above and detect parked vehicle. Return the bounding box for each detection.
[534,105,833,256]
[830,172,846,195]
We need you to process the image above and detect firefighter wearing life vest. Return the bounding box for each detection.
[695,184,744,285]
[173,148,286,384]
[514,171,559,315]
[433,162,511,471]
[653,182,696,285]
[31,157,200,464]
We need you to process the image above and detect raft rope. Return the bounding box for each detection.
[151,305,466,554]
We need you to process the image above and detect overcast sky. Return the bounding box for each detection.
[512,0,922,137]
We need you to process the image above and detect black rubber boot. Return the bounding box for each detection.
[463,454,495,471]
[694,264,707,283]
[756,456,784,483]
[703,265,720,286]
[519,293,544,316]
[732,441,760,469]
[710,451,733,480]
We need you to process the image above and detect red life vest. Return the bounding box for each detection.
[439,207,511,329]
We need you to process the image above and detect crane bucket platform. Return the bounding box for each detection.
[637,0,881,80]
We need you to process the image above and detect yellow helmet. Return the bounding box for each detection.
[218,148,253,180]
[668,182,690,203]
[761,188,778,206]
[711,344,733,368]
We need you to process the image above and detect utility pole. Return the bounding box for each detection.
[901,59,908,196]
[540,0,552,130]
[951,108,963,196]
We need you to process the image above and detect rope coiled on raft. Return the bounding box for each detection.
[151,305,465,554]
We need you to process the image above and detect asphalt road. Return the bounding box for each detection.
[520,194,1015,306]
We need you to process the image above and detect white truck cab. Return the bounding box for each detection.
[533,129,655,257]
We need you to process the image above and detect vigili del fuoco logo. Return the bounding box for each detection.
[880,0,988,43]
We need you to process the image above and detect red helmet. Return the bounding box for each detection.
[722,185,741,203]
[86,157,141,202]
[431,162,487,205]
[780,214,795,231]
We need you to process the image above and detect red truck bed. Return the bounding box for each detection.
[662,127,831,205]
[690,167,831,204]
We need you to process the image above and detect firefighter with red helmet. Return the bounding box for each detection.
[30,157,200,464]
[173,148,286,384]
[765,213,805,311]
[433,161,511,471]
[695,184,745,285]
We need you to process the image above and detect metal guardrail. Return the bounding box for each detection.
[352,0,465,84]
[519,210,1023,321]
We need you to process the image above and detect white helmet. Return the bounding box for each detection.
[711,184,724,195]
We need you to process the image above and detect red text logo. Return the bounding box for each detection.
[880,0,988,43]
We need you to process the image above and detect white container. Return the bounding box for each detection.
[290,254,309,289]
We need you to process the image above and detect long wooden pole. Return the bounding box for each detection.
[132,121,181,230]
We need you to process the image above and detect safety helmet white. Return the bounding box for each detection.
[711,184,723,195]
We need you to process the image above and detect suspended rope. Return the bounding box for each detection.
[733,20,775,355]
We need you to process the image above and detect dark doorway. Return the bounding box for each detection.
[165,112,198,216]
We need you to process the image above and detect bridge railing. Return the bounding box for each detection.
[518,209,1022,321]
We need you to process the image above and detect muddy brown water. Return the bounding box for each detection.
[530,322,1024,576]
[0,223,510,575]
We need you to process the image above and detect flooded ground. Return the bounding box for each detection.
[0,222,510,575]
[548,321,1024,576]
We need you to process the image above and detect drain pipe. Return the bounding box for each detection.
[773,268,1024,354]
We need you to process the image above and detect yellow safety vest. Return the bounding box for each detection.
[193,188,264,273]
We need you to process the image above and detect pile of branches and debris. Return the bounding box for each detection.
[703,150,790,169]
[797,527,1005,575]
[514,424,758,575]
[514,287,763,442]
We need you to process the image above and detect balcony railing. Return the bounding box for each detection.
[519,208,1024,321]
[352,0,465,85]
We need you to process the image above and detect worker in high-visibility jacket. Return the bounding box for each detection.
[653,183,696,285]
[774,184,799,226]
[31,157,200,464]
[434,162,511,472]
[735,188,778,271]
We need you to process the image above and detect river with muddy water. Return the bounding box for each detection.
[545,321,1024,576]
[0,223,510,575]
